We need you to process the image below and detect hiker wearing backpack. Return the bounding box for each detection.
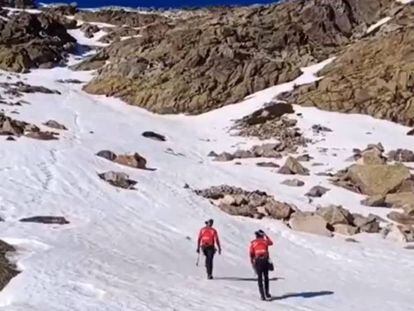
[197,219,221,279]
[250,230,274,300]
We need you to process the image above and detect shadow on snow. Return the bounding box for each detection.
[214,276,283,282]
[270,290,334,301]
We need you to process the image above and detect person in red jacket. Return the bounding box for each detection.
[197,219,221,279]
[250,230,273,300]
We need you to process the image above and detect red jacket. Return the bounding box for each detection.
[250,236,273,260]
[198,227,221,249]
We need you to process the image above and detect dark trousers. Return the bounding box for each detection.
[255,257,270,298]
[202,245,216,277]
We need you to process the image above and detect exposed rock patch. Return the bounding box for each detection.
[142,131,166,142]
[306,186,330,198]
[278,157,310,175]
[96,150,150,170]
[43,120,67,130]
[98,171,137,189]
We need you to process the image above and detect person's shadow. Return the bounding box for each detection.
[270,291,334,301]
[214,277,282,282]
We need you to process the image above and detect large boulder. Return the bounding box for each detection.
[387,211,414,226]
[114,153,148,169]
[344,164,411,195]
[316,205,354,226]
[289,213,333,237]
[278,157,310,176]
[385,192,414,210]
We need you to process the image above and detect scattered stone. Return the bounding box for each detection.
[312,124,332,133]
[383,224,414,243]
[56,79,83,84]
[388,149,414,162]
[361,195,386,207]
[20,216,69,225]
[387,211,414,226]
[281,179,305,187]
[256,162,279,168]
[25,131,58,140]
[352,213,381,233]
[289,213,333,237]
[80,23,100,38]
[43,120,67,130]
[306,186,330,198]
[240,103,294,126]
[214,152,234,162]
[142,131,166,142]
[96,150,117,161]
[345,238,359,243]
[278,157,310,176]
[385,192,414,211]
[333,224,359,236]
[208,151,218,157]
[296,154,313,162]
[195,185,295,220]
[0,240,19,291]
[407,129,414,136]
[114,153,148,169]
[98,171,137,189]
[6,136,15,141]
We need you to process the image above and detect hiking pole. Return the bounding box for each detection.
[196,252,200,267]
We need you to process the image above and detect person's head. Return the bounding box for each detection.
[255,230,265,239]
[205,219,214,227]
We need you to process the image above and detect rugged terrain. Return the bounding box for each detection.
[0,1,413,310]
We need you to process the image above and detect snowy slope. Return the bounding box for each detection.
[0,15,413,311]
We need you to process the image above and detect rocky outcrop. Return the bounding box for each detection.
[0,82,61,96]
[281,4,414,126]
[0,12,76,72]
[81,0,395,114]
[0,240,19,291]
[388,149,414,162]
[0,113,59,140]
[80,23,100,39]
[194,185,296,220]
[98,171,137,189]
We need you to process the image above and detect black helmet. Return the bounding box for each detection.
[255,230,265,238]
[205,219,214,226]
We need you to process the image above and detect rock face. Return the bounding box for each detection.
[289,213,333,237]
[81,0,394,114]
[194,185,295,220]
[281,4,414,126]
[0,12,76,72]
[98,171,137,189]
[278,157,310,175]
[332,164,411,195]
[0,240,19,291]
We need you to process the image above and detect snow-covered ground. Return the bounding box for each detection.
[0,12,413,311]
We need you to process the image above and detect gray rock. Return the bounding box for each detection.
[281,179,305,187]
[20,216,69,225]
[306,186,330,198]
[278,157,310,175]
[43,120,67,130]
[316,205,354,226]
[142,131,166,142]
[256,162,280,168]
[96,150,117,161]
[289,213,333,237]
[98,171,137,189]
